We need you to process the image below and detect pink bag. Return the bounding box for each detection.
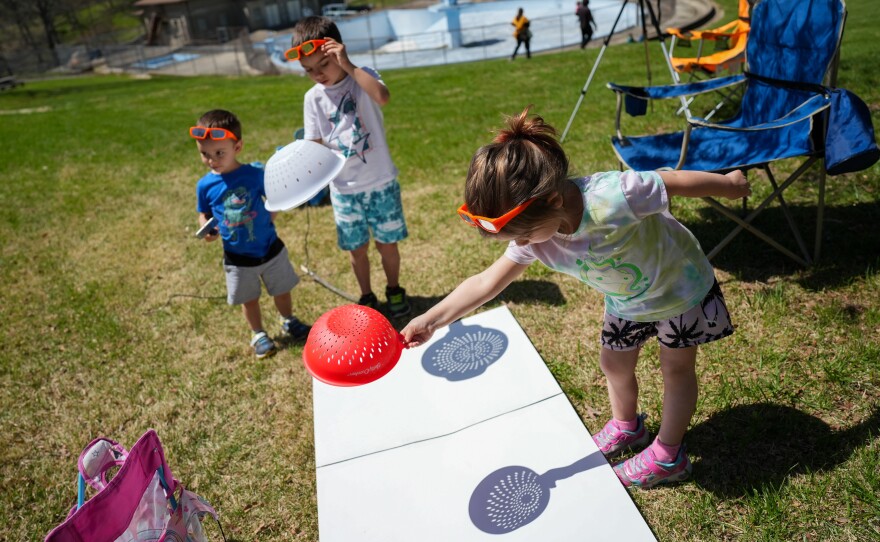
[45,429,224,542]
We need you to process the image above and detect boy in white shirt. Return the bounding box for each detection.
[289,17,411,317]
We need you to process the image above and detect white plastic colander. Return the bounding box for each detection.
[263,140,344,212]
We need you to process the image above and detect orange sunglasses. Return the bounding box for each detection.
[285,39,328,61]
[457,198,536,234]
[189,126,238,141]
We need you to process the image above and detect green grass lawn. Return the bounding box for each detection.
[2,0,879,539]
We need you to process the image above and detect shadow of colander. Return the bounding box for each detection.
[421,320,508,381]
[468,451,606,534]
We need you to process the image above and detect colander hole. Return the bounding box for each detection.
[296,178,300,182]
[308,170,312,174]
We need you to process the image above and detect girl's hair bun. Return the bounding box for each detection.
[493,106,558,144]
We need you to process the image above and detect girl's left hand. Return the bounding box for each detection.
[724,170,751,199]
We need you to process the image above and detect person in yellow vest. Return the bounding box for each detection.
[510,8,531,60]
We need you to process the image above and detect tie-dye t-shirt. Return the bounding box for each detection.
[303,67,398,195]
[505,171,715,322]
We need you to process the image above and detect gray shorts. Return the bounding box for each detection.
[601,280,734,350]
[224,246,299,305]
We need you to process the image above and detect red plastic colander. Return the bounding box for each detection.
[303,304,407,386]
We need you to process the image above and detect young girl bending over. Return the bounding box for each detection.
[402,108,750,488]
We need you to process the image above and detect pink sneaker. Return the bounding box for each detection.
[613,445,692,488]
[593,414,650,458]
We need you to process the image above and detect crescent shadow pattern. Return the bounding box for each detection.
[469,451,606,534]
[421,320,509,381]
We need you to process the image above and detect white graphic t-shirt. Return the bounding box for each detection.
[505,171,716,322]
[303,67,398,194]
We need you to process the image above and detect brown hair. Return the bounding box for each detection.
[292,16,343,48]
[464,107,573,238]
[196,109,242,141]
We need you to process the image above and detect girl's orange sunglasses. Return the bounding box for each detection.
[189,126,238,141]
[285,39,327,61]
[457,198,536,234]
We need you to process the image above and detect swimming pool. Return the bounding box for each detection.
[131,52,200,70]
[266,0,637,71]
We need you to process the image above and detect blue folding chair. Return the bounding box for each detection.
[607,0,878,266]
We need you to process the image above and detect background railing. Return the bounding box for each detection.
[4,2,643,77]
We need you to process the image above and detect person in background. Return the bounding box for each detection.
[511,8,532,60]
[576,0,597,49]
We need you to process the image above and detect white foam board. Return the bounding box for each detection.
[316,394,656,541]
[312,305,655,541]
[313,306,561,466]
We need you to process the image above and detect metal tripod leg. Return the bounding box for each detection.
[561,0,689,142]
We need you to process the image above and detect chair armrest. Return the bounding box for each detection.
[689,94,830,131]
[607,74,745,100]
[698,27,749,40]
[668,19,746,41]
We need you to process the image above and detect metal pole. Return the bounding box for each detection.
[559,13,564,51]
[367,14,377,69]
[482,26,488,60]
[639,0,652,87]
[641,0,692,117]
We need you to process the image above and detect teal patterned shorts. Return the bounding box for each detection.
[330,180,408,251]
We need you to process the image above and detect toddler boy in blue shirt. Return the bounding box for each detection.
[192,109,311,358]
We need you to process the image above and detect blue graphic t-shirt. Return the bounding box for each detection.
[505,171,716,322]
[196,164,278,259]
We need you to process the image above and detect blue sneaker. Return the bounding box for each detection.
[280,315,311,341]
[593,414,650,458]
[250,331,277,359]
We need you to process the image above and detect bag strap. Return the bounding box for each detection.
[77,437,128,497]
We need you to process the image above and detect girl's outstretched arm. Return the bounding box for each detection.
[401,255,529,347]
[660,169,751,200]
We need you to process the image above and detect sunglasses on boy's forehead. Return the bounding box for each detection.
[457,198,536,234]
[189,126,238,141]
[285,39,328,61]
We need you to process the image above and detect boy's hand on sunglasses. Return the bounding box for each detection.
[322,38,356,73]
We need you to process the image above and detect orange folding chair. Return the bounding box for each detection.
[668,0,751,78]
[665,0,750,119]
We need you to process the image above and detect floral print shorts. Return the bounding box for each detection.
[601,280,734,350]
